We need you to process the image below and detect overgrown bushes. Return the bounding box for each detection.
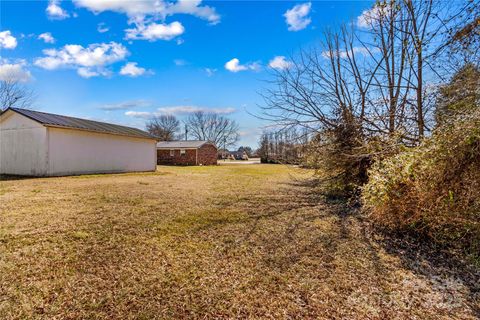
[362,109,480,257]
[301,119,371,199]
[258,0,479,263]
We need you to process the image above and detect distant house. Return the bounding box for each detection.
[0,108,157,176]
[230,150,249,160]
[217,148,231,160]
[157,141,217,166]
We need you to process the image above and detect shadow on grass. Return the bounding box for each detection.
[239,176,480,314]
[0,170,169,181]
[218,176,380,273]
[0,174,38,181]
[378,230,480,316]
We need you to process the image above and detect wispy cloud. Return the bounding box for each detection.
[174,59,187,66]
[205,68,217,77]
[100,99,151,111]
[157,106,236,115]
[97,22,109,33]
[125,105,236,119]
[321,46,380,59]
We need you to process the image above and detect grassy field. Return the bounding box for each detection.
[1,164,478,319]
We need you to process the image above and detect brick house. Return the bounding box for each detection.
[156,141,217,166]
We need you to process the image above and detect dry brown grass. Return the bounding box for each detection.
[0,164,478,319]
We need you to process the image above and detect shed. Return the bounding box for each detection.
[0,108,157,176]
[156,140,217,166]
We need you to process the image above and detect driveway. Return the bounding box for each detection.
[218,158,261,165]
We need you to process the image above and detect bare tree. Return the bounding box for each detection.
[435,0,480,63]
[260,24,383,193]
[259,0,471,195]
[146,115,180,141]
[260,23,385,136]
[257,128,304,164]
[0,77,36,111]
[359,0,458,141]
[185,111,239,147]
[359,0,415,140]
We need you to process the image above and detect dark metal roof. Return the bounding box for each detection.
[156,140,214,149]
[5,108,156,140]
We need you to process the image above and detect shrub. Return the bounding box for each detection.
[362,109,480,258]
[302,116,372,200]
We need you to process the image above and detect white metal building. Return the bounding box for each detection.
[0,108,157,176]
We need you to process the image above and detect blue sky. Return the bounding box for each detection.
[0,0,373,147]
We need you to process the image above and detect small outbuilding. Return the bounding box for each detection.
[0,107,157,176]
[156,140,217,166]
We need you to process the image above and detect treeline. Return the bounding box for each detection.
[260,0,479,259]
[257,128,308,164]
[145,111,239,148]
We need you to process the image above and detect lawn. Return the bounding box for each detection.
[0,164,478,319]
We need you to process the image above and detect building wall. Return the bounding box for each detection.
[47,127,156,175]
[157,143,218,166]
[157,149,197,165]
[197,144,218,165]
[0,111,48,176]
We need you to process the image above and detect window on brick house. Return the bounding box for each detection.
[180,149,186,156]
[170,149,174,157]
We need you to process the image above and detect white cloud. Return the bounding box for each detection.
[38,32,55,44]
[0,30,17,49]
[224,58,260,73]
[73,0,219,40]
[73,0,161,16]
[268,56,292,70]
[46,0,69,19]
[77,67,96,78]
[125,21,184,41]
[0,60,32,82]
[119,62,152,77]
[100,100,151,110]
[284,2,311,31]
[73,0,220,24]
[77,67,110,78]
[97,23,109,33]
[125,105,236,119]
[357,4,390,28]
[34,42,128,78]
[125,111,152,119]
[225,59,246,72]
